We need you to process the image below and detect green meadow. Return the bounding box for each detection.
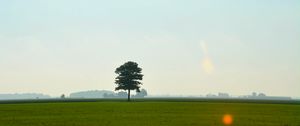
[0,100,299,126]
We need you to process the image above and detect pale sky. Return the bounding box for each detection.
[0,0,299,97]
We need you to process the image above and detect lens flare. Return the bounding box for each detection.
[222,114,233,125]
[200,41,214,74]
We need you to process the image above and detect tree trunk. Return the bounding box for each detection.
[127,89,131,101]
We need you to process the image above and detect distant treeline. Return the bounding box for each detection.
[69,89,147,98]
[0,93,50,100]
[0,89,148,100]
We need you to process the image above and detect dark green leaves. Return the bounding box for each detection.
[115,61,143,91]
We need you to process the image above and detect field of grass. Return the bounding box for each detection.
[0,100,299,126]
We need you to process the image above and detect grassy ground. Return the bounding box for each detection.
[0,101,299,126]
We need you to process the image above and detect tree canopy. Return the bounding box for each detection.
[115,61,143,101]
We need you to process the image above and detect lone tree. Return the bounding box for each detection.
[115,61,143,101]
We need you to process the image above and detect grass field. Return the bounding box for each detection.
[0,100,299,126]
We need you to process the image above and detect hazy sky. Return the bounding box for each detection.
[0,0,299,97]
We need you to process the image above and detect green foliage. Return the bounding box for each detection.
[115,61,143,101]
[0,101,299,126]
